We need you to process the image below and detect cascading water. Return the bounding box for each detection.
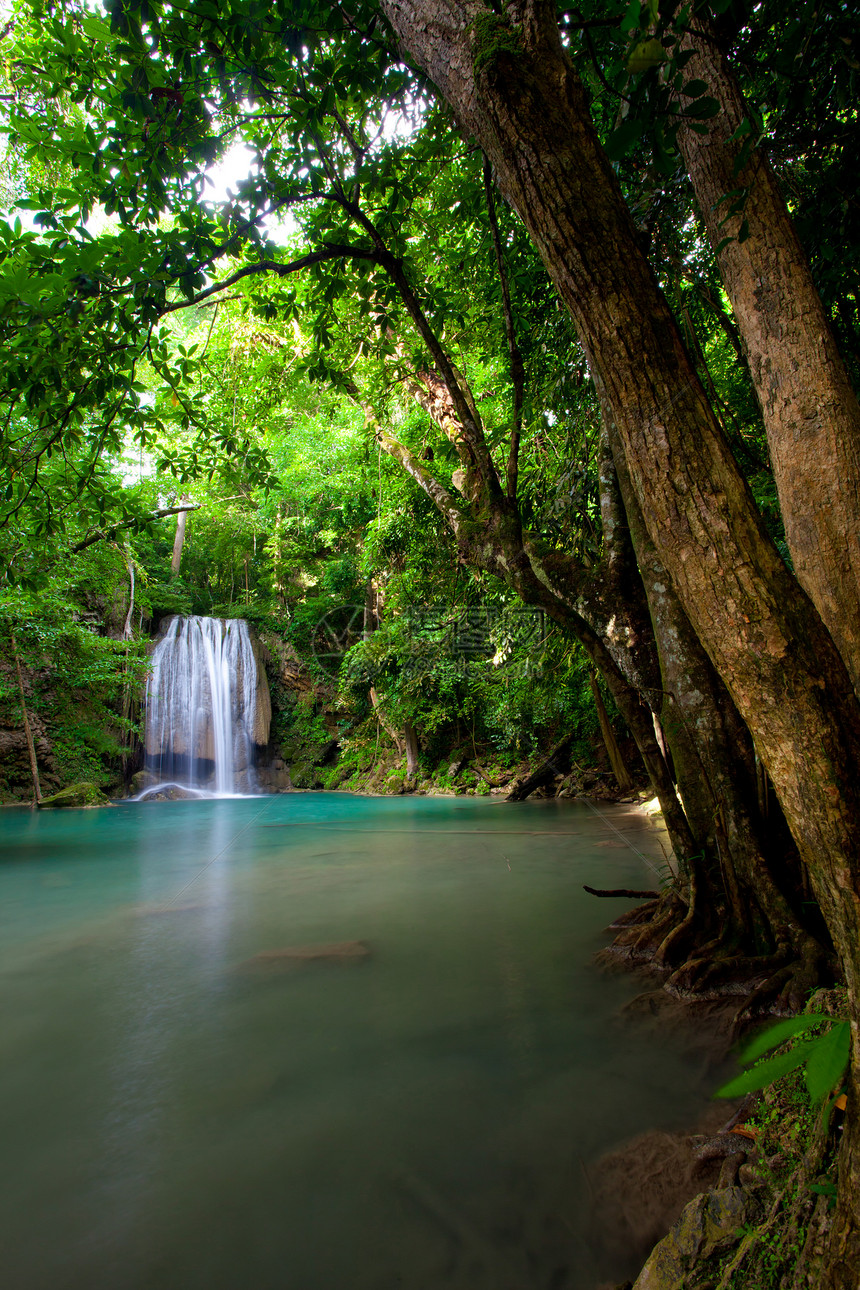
[142,616,270,797]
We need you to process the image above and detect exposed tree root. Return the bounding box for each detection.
[601,878,831,1013]
[664,947,784,999]
[607,898,662,930]
[607,890,690,960]
[732,935,829,1019]
[651,896,704,969]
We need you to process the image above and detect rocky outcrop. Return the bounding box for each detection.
[257,630,343,790]
[632,1186,756,1289]
[38,782,111,809]
[0,659,62,802]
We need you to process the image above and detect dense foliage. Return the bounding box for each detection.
[0,0,856,794]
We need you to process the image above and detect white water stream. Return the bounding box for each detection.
[143,616,265,796]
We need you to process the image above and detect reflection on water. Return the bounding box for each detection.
[1,795,712,1289]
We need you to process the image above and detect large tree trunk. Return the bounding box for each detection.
[404,720,420,779]
[380,0,860,1270]
[605,410,824,1001]
[673,12,860,695]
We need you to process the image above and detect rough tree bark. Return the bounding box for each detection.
[604,410,825,1003]
[673,11,860,695]
[121,547,135,641]
[379,0,860,1272]
[404,721,420,780]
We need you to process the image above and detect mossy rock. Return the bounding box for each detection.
[290,760,326,790]
[633,1186,753,1288]
[38,782,111,810]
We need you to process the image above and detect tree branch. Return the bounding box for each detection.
[373,425,464,536]
[162,244,384,312]
[70,504,201,554]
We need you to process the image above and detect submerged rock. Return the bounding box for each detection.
[38,782,110,809]
[129,769,158,795]
[142,786,200,801]
[239,941,371,970]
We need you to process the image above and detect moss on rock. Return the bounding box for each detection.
[38,781,111,809]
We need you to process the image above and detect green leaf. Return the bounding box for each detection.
[729,118,754,142]
[682,79,708,97]
[740,1013,830,1064]
[683,97,721,119]
[605,118,643,160]
[628,38,666,74]
[716,1039,819,1099]
[804,1021,850,1103]
[620,0,641,34]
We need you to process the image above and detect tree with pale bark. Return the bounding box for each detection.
[2,0,860,1276]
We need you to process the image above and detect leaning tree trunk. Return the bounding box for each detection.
[11,630,41,806]
[379,0,860,1269]
[373,421,699,863]
[588,668,633,793]
[673,12,860,696]
[404,721,420,780]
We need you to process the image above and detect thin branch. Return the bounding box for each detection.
[570,7,633,105]
[378,250,504,500]
[70,504,201,554]
[374,426,464,536]
[162,243,383,312]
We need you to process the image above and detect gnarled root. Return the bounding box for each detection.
[606,890,689,961]
[664,946,784,1000]
[607,897,661,930]
[733,934,829,1020]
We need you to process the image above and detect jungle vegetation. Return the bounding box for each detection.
[1,0,859,1278]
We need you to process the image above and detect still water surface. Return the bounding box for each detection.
[1,794,714,1289]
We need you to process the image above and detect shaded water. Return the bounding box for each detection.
[0,795,718,1289]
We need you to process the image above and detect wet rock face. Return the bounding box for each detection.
[254,757,292,792]
[0,670,61,801]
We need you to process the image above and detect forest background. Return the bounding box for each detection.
[1,0,860,1281]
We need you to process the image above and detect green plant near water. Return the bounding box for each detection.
[717,1013,850,1110]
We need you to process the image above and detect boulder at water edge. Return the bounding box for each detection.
[38,782,111,809]
[633,1186,752,1289]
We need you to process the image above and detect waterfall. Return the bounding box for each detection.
[143,616,270,797]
